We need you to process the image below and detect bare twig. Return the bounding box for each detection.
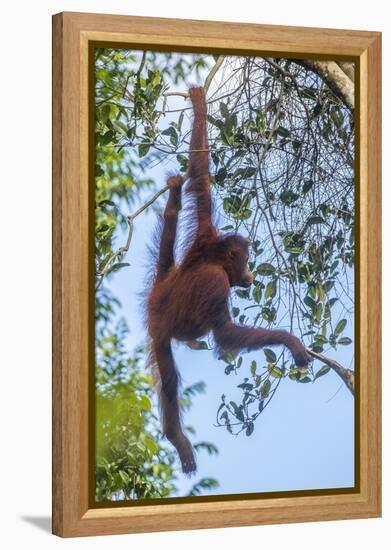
[95,185,170,290]
[163,91,189,99]
[95,164,192,290]
[136,51,147,80]
[204,56,225,92]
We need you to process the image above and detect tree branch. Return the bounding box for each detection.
[336,61,355,83]
[307,348,355,396]
[294,59,355,110]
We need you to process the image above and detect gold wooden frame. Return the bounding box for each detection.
[52,11,381,538]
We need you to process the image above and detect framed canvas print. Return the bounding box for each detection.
[52,12,381,537]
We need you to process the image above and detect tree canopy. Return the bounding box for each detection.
[94,48,355,495]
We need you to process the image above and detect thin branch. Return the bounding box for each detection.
[95,185,170,290]
[162,91,189,98]
[133,51,147,119]
[252,78,296,282]
[128,185,171,219]
[307,348,355,396]
[161,55,225,101]
[103,141,210,154]
[136,51,147,81]
[95,163,193,290]
[204,56,225,92]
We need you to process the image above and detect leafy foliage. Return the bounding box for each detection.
[203,57,354,434]
[95,288,219,501]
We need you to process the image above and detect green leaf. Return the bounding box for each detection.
[315,302,323,322]
[119,470,130,484]
[257,263,276,276]
[260,379,271,398]
[97,199,115,208]
[307,216,325,225]
[265,280,277,300]
[302,180,313,194]
[331,108,344,128]
[236,288,250,299]
[224,364,234,375]
[276,126,290,138]
[152,70,161,87]
[338,337,352,345]
[161,126,178,146]
[144,436,158,455]
[237,382,253,391]
[138,143,151,157]
[288,368,300,380]
[280,189,299,205]
[245,422,254,436]
[308,285,317,299]
[223,196,240,214]
[234,208,252,221]
[334,319,347,336]
[177,111,184,130]
[268,364,283,378]
[304,295,317,311]
[220,102,230,119]
[220,410,229,421]
[230,401,245,422]
[253,285,262,304]
[314,334,328,344]
[107,262,130,274]
[139,395,151,411]
[264,348,277,363]
[207,114,224,129]
[311,343,325,353]
[101,103,112,121]
[290,367,311,381]
[97,224,110,233]
[313,365,331,380]
[221,127,232,145]
[222,351,239,363]
[317,283,325,301]
[286,245,304,255]
[297,375,312,383]
[95,164,104,177]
